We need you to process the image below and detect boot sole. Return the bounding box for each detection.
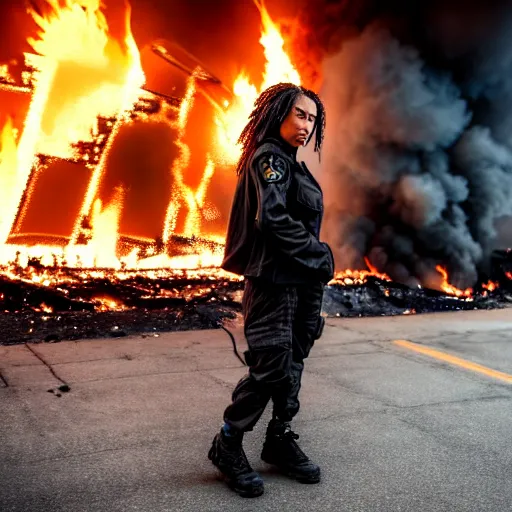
[227,480,264,498]
[261,455,321,484]
[208,444,265,498]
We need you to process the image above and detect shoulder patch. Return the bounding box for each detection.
[258,153,288,183]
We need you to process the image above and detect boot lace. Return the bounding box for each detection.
[279,424,308,462]
[282,424,300,441]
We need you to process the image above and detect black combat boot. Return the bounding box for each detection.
[208,428,264,497]
[261,419,321,483]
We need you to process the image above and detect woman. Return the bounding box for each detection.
[208,83,334,498]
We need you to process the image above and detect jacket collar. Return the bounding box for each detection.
[262,136,298,161]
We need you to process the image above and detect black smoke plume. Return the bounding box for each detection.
[294,0,512,288]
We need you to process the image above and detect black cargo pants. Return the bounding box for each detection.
[223,277,325,432]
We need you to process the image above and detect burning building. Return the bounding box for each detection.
[0,0,510,344]
[0,0,302,268]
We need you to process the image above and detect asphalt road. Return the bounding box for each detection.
[1,308,511,512]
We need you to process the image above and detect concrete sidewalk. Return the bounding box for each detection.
[1,309,512,511]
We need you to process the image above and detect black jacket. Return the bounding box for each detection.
[221,137,334,284]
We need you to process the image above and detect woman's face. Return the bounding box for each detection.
[279,95,317,148]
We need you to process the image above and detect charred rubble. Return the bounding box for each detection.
[0,249,510,346]
[0,264,244,346]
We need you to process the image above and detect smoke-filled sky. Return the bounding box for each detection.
[292,0,512,288]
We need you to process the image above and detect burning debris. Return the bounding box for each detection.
[324,276,510,319]
[0,263,244,345]
[0,249,510,345]
[324,249,512,318]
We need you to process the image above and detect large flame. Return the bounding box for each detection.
[27,0,145,157]
[0,0,300,273]
[0,0,145,267]
[214,1,301,165]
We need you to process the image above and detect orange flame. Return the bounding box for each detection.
[0,64,15,84]
[482,280,498,292]
[26,0,144,157]
[330,257,391,286]
[214,1,301,165]
[40,302,54,313]
[0,118,20,243]
[161,71,221,254]
[331,269,391,286]
[0,0,148,269]
[506,271,512,280]
[435,265,473,298]
[68,0,145,245]
[183,156,217,237]
[364,256,379,274]
[256,1,301,90]
[20,0,144,254]
[93,296,127,312]
[8,0,144,250]
[163,72,196,244]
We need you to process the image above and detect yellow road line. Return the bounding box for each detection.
[393,339,512,384]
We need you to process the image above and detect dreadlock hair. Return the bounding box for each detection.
[235,83,326,175]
